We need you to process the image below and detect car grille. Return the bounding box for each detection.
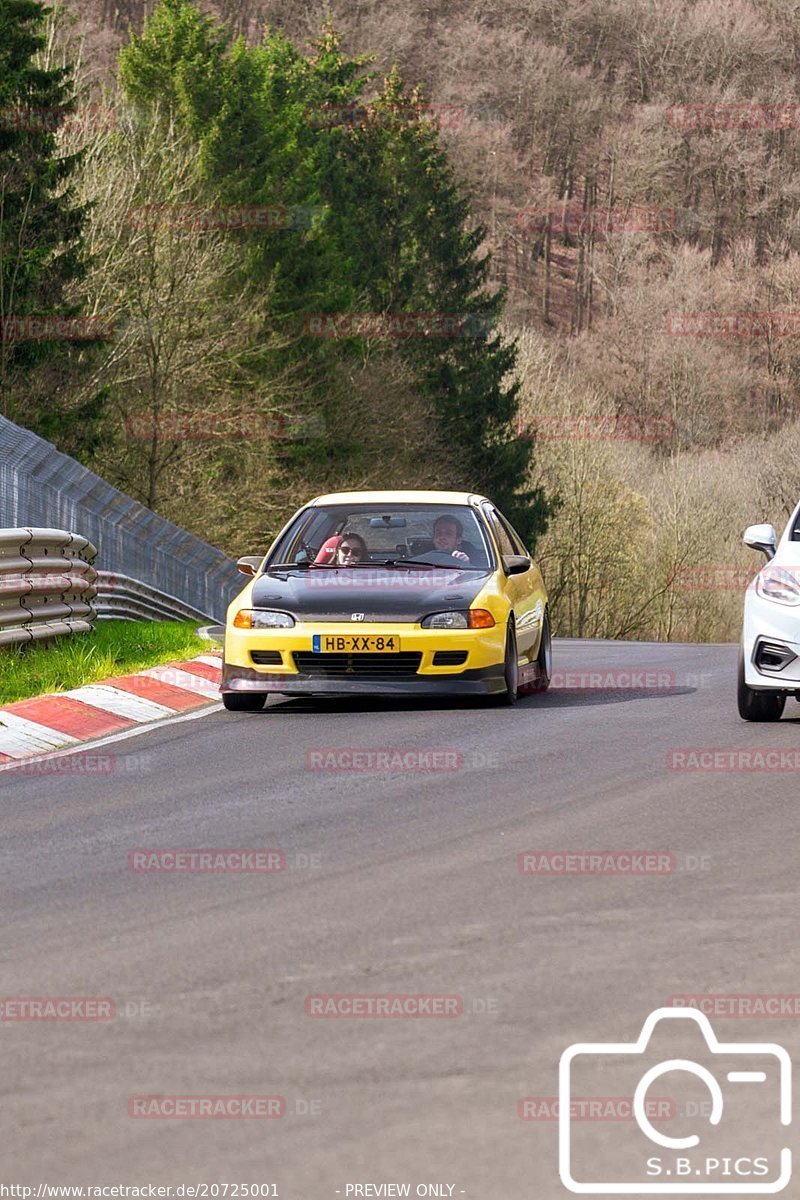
[292,652,422,678]
[250,650,283,665]
[432,650,468,666]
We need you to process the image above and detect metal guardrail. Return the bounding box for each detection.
[0,528,98,647]
[0,413,242,621]
[94,571,215,623]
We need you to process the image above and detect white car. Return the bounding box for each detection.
[739,509,800,720]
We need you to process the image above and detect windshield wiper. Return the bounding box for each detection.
[381,558,477,570]
[271,561,392,570]
[269,558,481,571]
[268,561,385,572]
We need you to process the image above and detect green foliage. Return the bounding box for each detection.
[0,620,207,703]
[118,0,230,126]
[0,0,93,433]
[117,0,551,544]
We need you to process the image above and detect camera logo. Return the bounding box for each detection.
[559,1007,791,1193]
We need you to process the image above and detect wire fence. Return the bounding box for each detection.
[0,414,241,622]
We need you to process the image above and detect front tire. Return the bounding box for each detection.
[223,692,267,712]
[497,625,519,706]
[737,648,785,722]
[524,610,552,694]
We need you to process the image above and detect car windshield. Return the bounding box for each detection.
[268,503,494,570]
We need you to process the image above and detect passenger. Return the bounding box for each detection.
[313,535,341,564]
[335,532,368,566]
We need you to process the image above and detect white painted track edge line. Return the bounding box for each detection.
[0,700,223,773]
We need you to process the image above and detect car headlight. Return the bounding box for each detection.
[233,609,295,629]
[756,568,800,606]
[422,611,469,629]
[421,609,495,629]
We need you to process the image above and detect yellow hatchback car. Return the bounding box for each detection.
[221,490,551,709]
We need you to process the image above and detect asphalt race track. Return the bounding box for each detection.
[2,638,799,1197]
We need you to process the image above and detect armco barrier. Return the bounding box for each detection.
[0,528,98,646]
[94,571,214,623]
[0,413,242,621]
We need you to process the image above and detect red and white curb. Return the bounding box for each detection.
[0,653,222,765]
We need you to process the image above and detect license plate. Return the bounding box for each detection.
[312,634,400,653]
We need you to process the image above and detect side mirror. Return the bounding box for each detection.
[743,524,777,561]
[236,555,262,576]
[503,554,531,576]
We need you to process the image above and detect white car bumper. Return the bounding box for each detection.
[742,582,800,689]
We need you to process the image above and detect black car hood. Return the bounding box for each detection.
[251,566,491,622]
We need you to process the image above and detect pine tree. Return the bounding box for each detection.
[118,0,230,130]
[0,0,94,436]
[325,67,553,544]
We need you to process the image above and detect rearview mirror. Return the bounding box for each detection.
[236,555,262,576]
[743,524,777,561]
[503,554,531,576]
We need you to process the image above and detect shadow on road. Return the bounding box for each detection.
[262,686,696,715]
[526,686,695,707]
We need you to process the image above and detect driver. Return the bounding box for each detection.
[432,515,475,563]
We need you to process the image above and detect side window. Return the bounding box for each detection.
[496,511,528,556]
[484,507,515,557]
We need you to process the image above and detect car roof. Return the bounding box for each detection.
[310,490,490,506]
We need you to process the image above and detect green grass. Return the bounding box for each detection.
[0,621,211,705]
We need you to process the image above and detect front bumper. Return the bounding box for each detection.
[221,662,506,696]
[221,621,507,696]
[742,587,800,690]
